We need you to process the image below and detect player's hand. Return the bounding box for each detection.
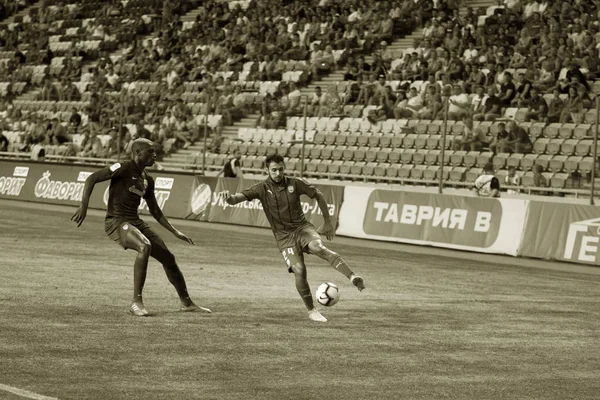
[217,190,232,203]
[317,221,335,241]
[71,206,87,227]
[174,230,194,245]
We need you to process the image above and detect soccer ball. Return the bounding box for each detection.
[316,282,340,307]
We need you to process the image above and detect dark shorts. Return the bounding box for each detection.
[105,217,174,265]
[276,224,322,273]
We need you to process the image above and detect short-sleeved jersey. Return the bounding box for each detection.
[241,176,318,238]
[105,160,155,220]
[474,174,500,197]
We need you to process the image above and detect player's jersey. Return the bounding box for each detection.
[474,174,500,197]
[105,160,155,220]
[241,176,318,238]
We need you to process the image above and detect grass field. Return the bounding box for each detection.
[1,200,599,400]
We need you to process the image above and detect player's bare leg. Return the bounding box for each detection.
[151,243,211,313]
[290,262,327,322]
[125,230,153,316]
[308,240,366,291]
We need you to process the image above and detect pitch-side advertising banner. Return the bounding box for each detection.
[0,161,193,219]
[208,177,344,229]
[520,201,600,265]
[337,186,528,255]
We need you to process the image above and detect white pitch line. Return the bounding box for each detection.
[0,383,59,400]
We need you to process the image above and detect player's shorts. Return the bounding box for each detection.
[276,224,322,273]
[104,217,174,265]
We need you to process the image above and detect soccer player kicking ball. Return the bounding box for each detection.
[71,138,211,316]
[218,154,365,323]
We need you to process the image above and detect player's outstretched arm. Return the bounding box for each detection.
[146,195,194,245]
[314,190,335,241]
[217,190,247,205]
[71,168,113,227]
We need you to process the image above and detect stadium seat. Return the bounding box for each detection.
[579,157,594,173]
[410,164,427,179]
[574,124,591,139]
[398,164,412,178]
[328,160,343,174]
[466,168,483,182]
[403,134,418,149]
[476,152,493,167]
[493,153,509,169]
[535,154,552,170]
[316,159,331,173]
[426,135,441,149]
[379,135,392,148]
[345,133,359,146]
[385,164,400,178]
[321,145,335,159]
[560,139,578,156]
[350,161,366,175]
[343,146,358,161]
[313,132,326,145]
[549,155,568,173]
[365,147,378,162]
[564,156,583,173]
[309,145,324,159]
[558,123,576,139]
[412,149,426,165]
[353,147,368,162]
[575,140,592,156]
[391,134,405,148]
[436,166,449,180]
[388,149,401,163]
[550,173,570,188]
[425,149,441,166]
[422,165,438,180]
[362,162,378,176]
[450,150,466,167]
[520,153,538,171]
[449,167,467,181]
[368,133,382,147]
[332,146,345,160]
[545,123,561,138]
[506,153,524,169]
[529,123,546,138]
[533,138,549,154]
[373,163,389,177]
[376,148,392,162]
[463,151,479,168]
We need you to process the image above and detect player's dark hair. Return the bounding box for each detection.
[483,163,494,174]
[131,138,153,155]
[265,153,285,167]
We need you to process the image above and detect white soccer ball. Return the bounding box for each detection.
[316,282,340,307]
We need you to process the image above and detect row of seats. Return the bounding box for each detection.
[284,117,597,139]
[200,152,577,189]
[11,100,90,111]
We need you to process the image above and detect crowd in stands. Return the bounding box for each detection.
[1,0,600,194]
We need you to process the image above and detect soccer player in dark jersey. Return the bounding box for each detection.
[71,138,211,316]
[217,154,365,323]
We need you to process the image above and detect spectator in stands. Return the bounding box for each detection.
[498,71,516,106]
[45,118,69,145]
[418,84,442,119]
[524,87,548,121]
[473,163,501,198]
[447,84,470,120]
[469,85,487,116]
[0,130,8,152]
[505,166,522,192]
[473,86,502,121]
[310,86,324,116]
[532,164,548,189]
[560,85,585,123]
[501,121,533,154]
[511,72,532,106]
[78,131,103,158]
[546,88,564,123]
[217,149,244,179]
[318,85,343,117]
[489,122,511,154]
[394,86,423,118]
[453,118,487,151]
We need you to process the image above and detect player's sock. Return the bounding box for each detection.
[133,252,149,301]
[163,264,192,304]
[298,287,315,311]
[328,254,354,279]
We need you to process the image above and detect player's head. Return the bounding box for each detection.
[265,153,285,184]
[233,149,242,160]
[131,138,156,167]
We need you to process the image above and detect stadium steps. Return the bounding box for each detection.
[162,113,262,167]
[0,0,42,24]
